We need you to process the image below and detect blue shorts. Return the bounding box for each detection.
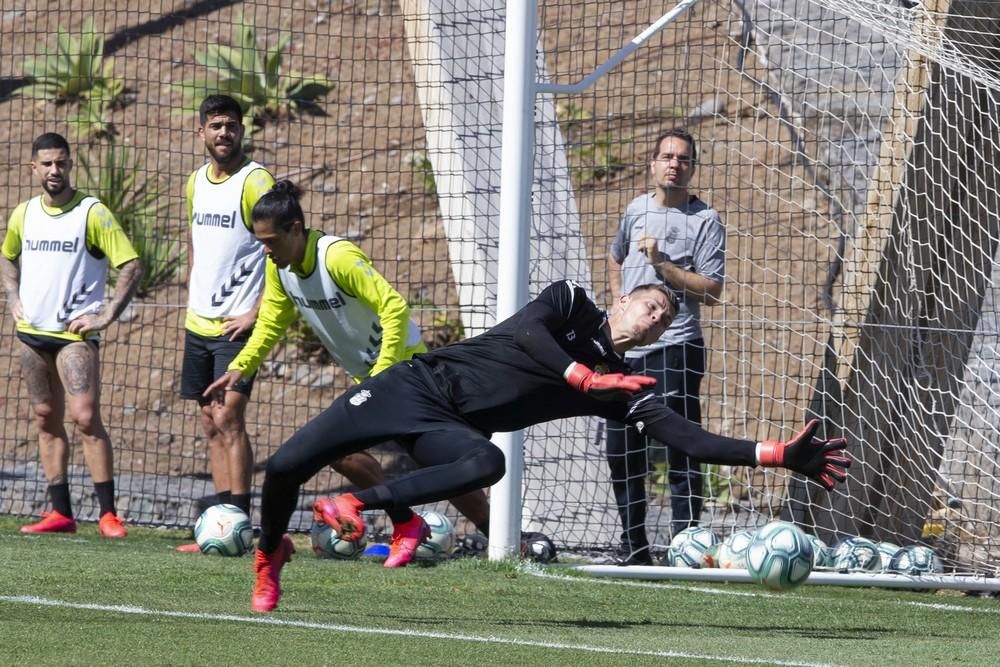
[180,330,256,403]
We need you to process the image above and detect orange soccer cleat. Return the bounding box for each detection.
[312,493,366,543]
[20,510,77,534]
[175,542,202,553]
[251,535,295,613]
[383,513,431,569]
[98,512,128,538]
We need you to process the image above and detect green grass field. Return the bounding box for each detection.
[2,516,998,666]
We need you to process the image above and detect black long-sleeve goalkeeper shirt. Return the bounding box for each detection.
[418,280,757,467]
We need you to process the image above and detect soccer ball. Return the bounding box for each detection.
[745,521,814,591]
[876,542,902,571]
[831,537,881,572]
[194,504,254,556]
[806,534,832,568]
[888,545,943,575]
[311,520,368,559]
[668,526,720,568]
[520,531,558,563]
[415,510,455,560]
[717,529,755,569]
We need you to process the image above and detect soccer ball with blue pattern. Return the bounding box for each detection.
[668,526,720,568]
[311,520,368,559]
[888,545,943,575]
[194,504,254,556]
[806,533,832,568]
[745,521,814,591]
[415,511,455,560]
[717,529,755,569]
[876,542,902,571]
[832,537,881,572]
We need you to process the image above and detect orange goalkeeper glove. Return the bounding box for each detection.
[564,362,656,401]
[757,419,851,490]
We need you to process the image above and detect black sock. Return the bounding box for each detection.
[230,493,251,515]
[387,507,414,524]
[217,490,232,505]
[94,481,116,516]
[49,483,72,518]
[476,519,490,538]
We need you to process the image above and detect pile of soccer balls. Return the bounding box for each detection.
[663,521,944,592]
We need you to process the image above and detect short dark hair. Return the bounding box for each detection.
[31,132,70,157]
[199,95,244,125]
[629,283,680,315]
[650,128,697,163]
[252,180,305,233]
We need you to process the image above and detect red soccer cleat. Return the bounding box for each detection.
[312,494,366,542]
[383,513,431,568]
[175,542,202,553]
[20,510,77,534]
[251,535,295,613]
[98,512,127,538]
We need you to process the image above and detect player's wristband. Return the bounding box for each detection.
[756,441,784,467]
[563,362,591,391]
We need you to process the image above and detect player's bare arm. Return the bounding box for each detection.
[222,305,259,341]
[67,258,143,336]
[637,234,722,306]
[0,255,23,320]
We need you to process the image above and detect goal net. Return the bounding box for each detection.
[0,0,998,579]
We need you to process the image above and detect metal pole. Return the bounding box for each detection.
[490,0,536,560]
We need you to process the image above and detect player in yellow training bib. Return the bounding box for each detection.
[0,132,143,538]
[176,95,274,552]
[204,180,495,569]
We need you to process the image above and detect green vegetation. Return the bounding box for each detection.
[404,150,438,195]
[175,15,332,136]
[77,142,183,297]
[18,17,127,141]
[568,135,626,186]
[2,516,999,666]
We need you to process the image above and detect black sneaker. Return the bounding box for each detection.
[611,543,653,566]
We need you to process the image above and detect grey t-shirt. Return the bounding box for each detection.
[610,193,725,351]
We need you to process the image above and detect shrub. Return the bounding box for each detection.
[18,17,126,140]
[174,16,332,135]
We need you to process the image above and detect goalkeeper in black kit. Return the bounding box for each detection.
[250,280,851,612]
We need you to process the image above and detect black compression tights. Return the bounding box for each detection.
[257,426,504,553]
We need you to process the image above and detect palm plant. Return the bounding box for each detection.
[175,16,332,133]
[18,17,126,140]
[77,142,183,297]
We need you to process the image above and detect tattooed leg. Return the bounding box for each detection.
[57,342,113,483]
[19,341,69,482]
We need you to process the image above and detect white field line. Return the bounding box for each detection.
[0,594,841,667]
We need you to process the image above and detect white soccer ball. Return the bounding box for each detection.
[717,529,755,569]
[831,537,881,572]
[194,504,254,557]
[668,526,720,568]
[876,542,902,571]
[311,519,368,559]
[806,534,832,568]
[888,545,943,575]
[745,521,814,591]
[415,510,455,560]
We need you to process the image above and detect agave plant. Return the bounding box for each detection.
[175,17,332,132]
[77,142,183,297]
[18,17,125,140]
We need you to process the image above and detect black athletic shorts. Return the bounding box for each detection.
[180,330,256,402]
[17,331,99,354]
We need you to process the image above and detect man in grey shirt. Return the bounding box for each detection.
[607,128,725,564]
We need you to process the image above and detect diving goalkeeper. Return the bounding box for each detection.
[249,278,851,612]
